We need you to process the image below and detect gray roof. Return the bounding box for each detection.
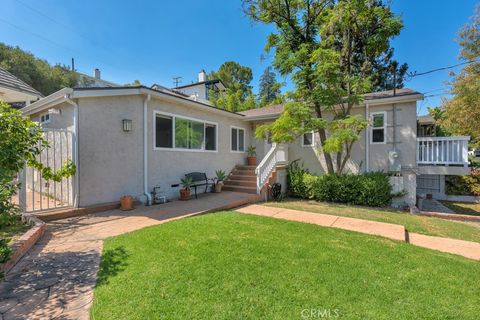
[417,114,435,124]
[0,67,43,97]
[240,88,422,118]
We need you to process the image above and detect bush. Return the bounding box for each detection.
[287,163,392,207]
[0,238,11,264]
[446,168,480,196]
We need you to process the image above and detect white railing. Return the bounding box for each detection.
[417,136,470,166]
[255,143,288,194]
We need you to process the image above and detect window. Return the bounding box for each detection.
[371,112,386,144]
[154,112,217,151]
[40,113,50,124]
[156,115,173,148]
[302,131,314,147]
[231,127,245,152]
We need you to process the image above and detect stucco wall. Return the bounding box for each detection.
[147,96,252,200]
[30,102,75,131]
[77,96,144,206]
[285,101,418,174]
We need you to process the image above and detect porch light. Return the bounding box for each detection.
[122,119,132,132]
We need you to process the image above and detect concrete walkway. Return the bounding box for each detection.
[421,198,455,214]
[236,204,480,261]
[0,192,259,320]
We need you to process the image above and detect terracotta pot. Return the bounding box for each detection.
[247,156,256,166]
[120,195,134,211]
[179,188,191,201]
[215,181,224,193]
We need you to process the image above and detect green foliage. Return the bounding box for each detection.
[446,169,480,196]
[439,6,480,147]
[0,43,78,96]
[469,155,480,168]
[287,160,392,207]
[215,170,227,181]
[207,61,258,112]
[0,238,12,264]
[180,176,193,190]
[246,146,256,157]
[258,66,283,106]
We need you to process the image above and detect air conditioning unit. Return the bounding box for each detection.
[388,150,401,172]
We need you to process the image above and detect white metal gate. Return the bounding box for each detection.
[18,129,76,212]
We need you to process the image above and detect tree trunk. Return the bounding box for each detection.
[314,103,335,174]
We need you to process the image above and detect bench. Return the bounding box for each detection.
[171,172,214,199]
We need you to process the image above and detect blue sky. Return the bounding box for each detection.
[1,0,478,114]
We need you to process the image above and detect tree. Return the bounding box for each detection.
[208,61,257,112]
[438,6,480,146]
[0,43,78,96]
[371,49,409,91]
[244,0,403,174]
[258,66,283,106]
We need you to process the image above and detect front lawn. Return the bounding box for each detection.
[266,200,480,243]
[440,201,480,216]
[91,212,480,319]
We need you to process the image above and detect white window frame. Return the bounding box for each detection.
[370,111,387,144]
[302,131,315,147]
[40,112,51,124]
[153,110,218,153]
[230,125,246,153]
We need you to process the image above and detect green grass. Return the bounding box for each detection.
[91,212,480,320]
[440,201,480,216]
[266,200,480,243]
[0,215,28,243]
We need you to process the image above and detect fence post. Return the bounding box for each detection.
[18,167,27,213]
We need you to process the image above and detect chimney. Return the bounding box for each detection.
[198,69,206,82]
[93,68,101,80]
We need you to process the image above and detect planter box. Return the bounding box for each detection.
[0,214,45,276]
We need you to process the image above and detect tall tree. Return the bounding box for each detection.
[371,49,409,91]
[208,61,257,112]
[0,43,78,96]
[439,6,480,146]
[244,0,403,174]
[258,66,282,106]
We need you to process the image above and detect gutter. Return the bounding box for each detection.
[64,94,79,208]
[143,94,152,205]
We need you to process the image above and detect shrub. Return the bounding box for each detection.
[446,168,480,196]
[287,165,392,207]
[0,238,11,264]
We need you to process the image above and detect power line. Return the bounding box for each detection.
[407,60,478,79]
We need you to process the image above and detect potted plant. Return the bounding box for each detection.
[214,169,226,193]
[246,145,256,166]
[120,195,134,211]
[179,176,193,201]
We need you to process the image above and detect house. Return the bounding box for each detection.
[0,67,43,107]
[20,72,470,211]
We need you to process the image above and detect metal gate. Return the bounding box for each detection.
[18,129,76,212]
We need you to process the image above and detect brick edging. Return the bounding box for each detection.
[0,214,46,275]
[419,210,480,222]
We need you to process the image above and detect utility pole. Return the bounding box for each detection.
[71,58,75,72]
[172,76,182,88]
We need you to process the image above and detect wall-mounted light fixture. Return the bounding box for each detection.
[122,119,132,132]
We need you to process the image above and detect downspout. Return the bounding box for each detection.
[392,103,397,151]
[365,101,370,172]
[65,94,79,208]
[143,94,152,205]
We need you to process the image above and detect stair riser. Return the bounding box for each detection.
[223,186,257,194]
[228,175,256,181]
[233,169,256,175]
[224,180,256,187]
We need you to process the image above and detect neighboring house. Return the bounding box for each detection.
[21,82,470,211]
[158,70,226,104]
[0,67,43,107]
[76,68,120,88]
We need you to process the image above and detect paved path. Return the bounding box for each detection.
[237,204,480,260]
[0,192,258,320]
[421,199,455,214]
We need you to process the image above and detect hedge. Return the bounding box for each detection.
[287,160,392,207]
[446,168,480,196]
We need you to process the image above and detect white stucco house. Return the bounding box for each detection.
[19,70,470,212]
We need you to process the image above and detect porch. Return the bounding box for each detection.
[417,136,471,175]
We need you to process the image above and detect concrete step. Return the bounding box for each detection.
[228,174,256,181]
[236,165,257,170]
[233,167,256,174]
[223,185,257,194]
[224,179,256,188]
